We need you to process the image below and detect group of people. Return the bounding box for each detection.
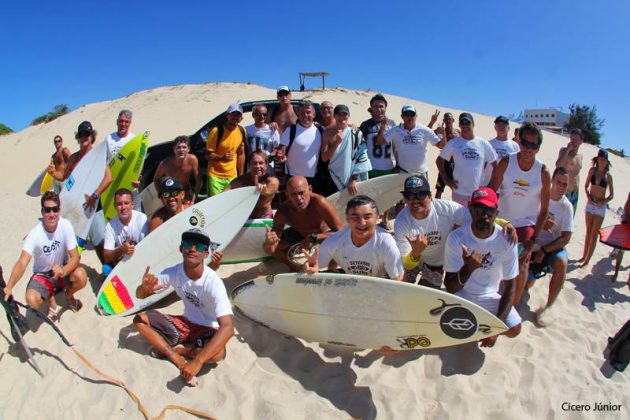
[2,87,627,386]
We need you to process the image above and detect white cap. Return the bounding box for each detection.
[226,103,243,114]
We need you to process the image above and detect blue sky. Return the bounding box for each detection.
[1,0,627,150]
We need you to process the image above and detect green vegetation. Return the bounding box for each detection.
[606,147,626,158]
[31,104,70,126]
[0,123,13,136]
[564,103,604,146]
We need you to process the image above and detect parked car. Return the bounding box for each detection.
[140,99,322,199]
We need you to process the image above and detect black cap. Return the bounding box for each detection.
[333,104,350,115]
[494,115,509,124]
[181,228,210,246]
[401,175,431,194]
[161,176,183,192]
[77,121,94,137]
[597,149,609,159]
[570,128,583,138]
[459,112,474,124]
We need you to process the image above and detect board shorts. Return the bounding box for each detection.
[146,310,217,348]
[515,226,535,258]
[404,262,443,289]
[435,161,454,193]
[564,190,578,216]
[585,201,606,218]
[456,289,522,328]
[27,272,71,300]
[368,168,395,179]
[208,176,234,197]
[528,248,568,281]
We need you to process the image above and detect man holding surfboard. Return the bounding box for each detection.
[133,228,234,387]
[104,110,135,162]
[103,188,148,269]
[444,187,522,347]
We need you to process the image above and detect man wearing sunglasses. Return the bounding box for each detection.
[488,122,550,307]
[245,104,280,165]
[436,113,497,206]
[3,191,87,317]
[148,177,186,233]
[444,187,521,347]
[134,228,234,387]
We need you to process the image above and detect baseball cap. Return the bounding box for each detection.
[459,112,474,124]
[277,86,290,95]
[181,228,210,246]
[401,175,431,194]
[226,103,243,114]
[401,104,417,115]
[333,104,350,115]
[494,115,509,125]
[161,176,183,192]
[77,121,94,137]
[597,148,609,159]
[470,187,499,208]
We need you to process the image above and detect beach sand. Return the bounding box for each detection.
[1,83,628,419]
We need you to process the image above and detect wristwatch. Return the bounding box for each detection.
[310,233,318,245]
[91,192,99,201]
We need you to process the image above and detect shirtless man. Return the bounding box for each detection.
[268,86,298,134]
[50,135,71,172]
[263,176,343,271]
[153,135,201,203]
[434,112,461,199]
[555,128,584,215]
[224,151,279,218]
[148,177,185,233]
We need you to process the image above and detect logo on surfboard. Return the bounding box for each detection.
[439,306,478,339]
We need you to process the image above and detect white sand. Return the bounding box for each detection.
[1,83,629,419]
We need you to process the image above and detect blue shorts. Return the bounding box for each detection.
[528,248,568,281]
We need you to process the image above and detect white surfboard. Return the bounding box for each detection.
[138,183,162,218]
[97,187,260,317]
[222,217,274,264]
[232,273,508,350]
[60,142,108,241]
[326,174,407,219]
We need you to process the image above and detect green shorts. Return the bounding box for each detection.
[368,168,395,179]
[208,176,234,196]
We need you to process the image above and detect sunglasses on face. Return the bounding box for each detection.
[54,139,62,143]
[471,204,496,216]
[181,239,210,252]
[402,112,416,117]
[403,192,429,201]
[459,120,472,126]
[253,112,267,117]
[42,206,60,213]
[520,139,540,150]
[160,190,182,198]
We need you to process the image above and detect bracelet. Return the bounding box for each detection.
[408,252,420,263]
[91,192,99,201]
[457,271,466,287]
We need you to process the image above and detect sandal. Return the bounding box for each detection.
[66,295,83,313]
[48,306,59,322]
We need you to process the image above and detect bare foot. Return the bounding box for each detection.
[534,307,549,328]
[578,262,589,269]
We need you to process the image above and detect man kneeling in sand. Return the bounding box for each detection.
[263,176,343,271]
[444,187,521,347]
[133,228,234,386]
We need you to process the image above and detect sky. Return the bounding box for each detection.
[1,0,628,150]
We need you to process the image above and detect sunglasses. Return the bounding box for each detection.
[160,190,182,198]
[520,139,540,150]
[253,112,267,117]
[42,206,60,213]
[459,120,472,126]
[54,139,62,143]
[471,204,496,216]
[402,112,416,117]
[181,239,210,252]
[403,191,429,201]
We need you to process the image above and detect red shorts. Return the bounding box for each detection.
[516,226,535,243]
[27,272,70,300]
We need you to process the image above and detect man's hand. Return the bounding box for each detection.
[502,223,518,245]
[303,246,319,275]
[543,215,556,232]
[348,179,358,196]
[209,250,223,270]
[462,245,482,272]
[405,233,428,257]
[222,151,234,162]
[378,345,401,356]
[180,359,203,382]
[533,250,545,264]
[141,266,163,293]
[83,193,98,212]
[269,122,279,132]
[121,241,135,257]
[51,264,64,279]
[429,109,440,126]
[264,225,280,253]
[445,178,458,189]
[3,285,12,301]
[479,335,498,348]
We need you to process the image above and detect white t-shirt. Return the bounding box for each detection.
[103,210,148,251]
[444,224,518,297]
[318,226,403,279]
[22,218,77,273]
[394,199,470,267]
[157,265,233,328]
[483,138,520,184]
[385,123,440,174]
[106,131,135,162]
[539,195,574,246]
[439,137,497,197]
[245,124,280,156]
[279,123,322,177]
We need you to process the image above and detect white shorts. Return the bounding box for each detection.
[455,289,522,328]
[585,202,606,218]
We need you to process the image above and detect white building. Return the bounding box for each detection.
[523,108,570,131]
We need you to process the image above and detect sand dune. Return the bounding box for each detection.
[1,83,628,419]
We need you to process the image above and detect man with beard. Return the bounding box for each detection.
[153,135,201,204]
[148,177,185,233]
[103,189,148,269]
[263,176,343,271]
[224,151,279,218]
[444,187,521,347]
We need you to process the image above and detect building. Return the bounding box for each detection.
[523,108,570,134]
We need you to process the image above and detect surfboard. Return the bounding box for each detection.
[222,217,274,264]
[326,174,407,220]
[100,131,150,222]
[26,168,55,197]
[138,183,162,218]
[599,224,630,251]
[97,187,260,317]
[60,142,108,241]
[232,273,508,350]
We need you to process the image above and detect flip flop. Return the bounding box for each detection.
[66,296,83,313]
[48,306,59,322]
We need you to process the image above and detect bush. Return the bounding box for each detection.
[31,104,70,126]
[0,124,13,136]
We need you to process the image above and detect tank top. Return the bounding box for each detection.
[498,154,543,228]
